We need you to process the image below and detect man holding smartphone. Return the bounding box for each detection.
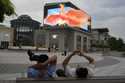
[63,50,95,78]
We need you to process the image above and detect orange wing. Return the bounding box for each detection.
[45,8,90,27]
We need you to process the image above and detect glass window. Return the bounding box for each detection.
[83,37,87,51]
[76,35,81,49]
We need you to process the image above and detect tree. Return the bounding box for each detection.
[107,37,125,51]
[117,38,125,51]
[0,0,15,22]
[108,37,117,50]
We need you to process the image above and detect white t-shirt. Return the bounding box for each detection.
[65,64,95,77]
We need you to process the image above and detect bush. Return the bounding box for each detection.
[122,52,125,57]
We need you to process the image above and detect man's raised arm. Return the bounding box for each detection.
[62,51,77,68]
[80,51,95,64]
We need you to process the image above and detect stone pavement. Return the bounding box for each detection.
[0,50,125,80]
[95,56,125,76]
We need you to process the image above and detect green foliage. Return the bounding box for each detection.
[122,52,125,57]
[91,44,109,48]
[0,0,16,22]
[107,37,125,51]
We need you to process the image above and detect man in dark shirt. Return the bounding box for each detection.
[27,50,57,79]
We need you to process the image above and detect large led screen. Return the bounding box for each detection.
[44,3,90,32]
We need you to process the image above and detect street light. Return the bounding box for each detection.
[52,34,58,39]
[52,34,58,52]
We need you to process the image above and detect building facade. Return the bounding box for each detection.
[34,26,91,52]
[11,15,41,46]
[91,28,110,51]
[0,25,14,48]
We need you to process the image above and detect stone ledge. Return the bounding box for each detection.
[16,76,125,83]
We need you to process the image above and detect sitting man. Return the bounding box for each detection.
[63,50,95,78]
[27,50,57,79]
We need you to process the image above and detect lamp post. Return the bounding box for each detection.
[52,34,58,52]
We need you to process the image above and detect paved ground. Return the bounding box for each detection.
[95,56,125,76]
[0,50,125,80]
[95,56,120,67]
[0,50,103,73]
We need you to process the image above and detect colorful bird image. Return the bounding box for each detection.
[44,4,90,28]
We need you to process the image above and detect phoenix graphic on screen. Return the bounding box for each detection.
[44,4,90,29]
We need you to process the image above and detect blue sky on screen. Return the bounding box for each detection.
[48,7,71,15]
